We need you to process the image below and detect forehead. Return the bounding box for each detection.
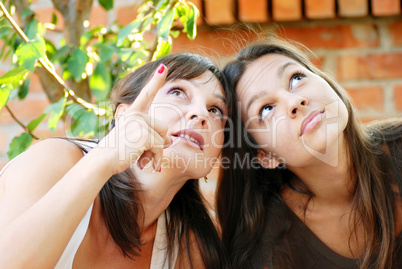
[237,54,298,97]
[170,70,225,96]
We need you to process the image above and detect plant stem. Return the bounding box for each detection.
[0,2,106,116]
[5,105,41,140]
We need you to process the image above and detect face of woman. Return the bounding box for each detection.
[236,54,348,169]
[150,70,228,178]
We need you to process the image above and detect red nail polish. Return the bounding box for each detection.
[158,64,165,74]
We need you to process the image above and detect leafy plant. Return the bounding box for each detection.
[0,0,199,160]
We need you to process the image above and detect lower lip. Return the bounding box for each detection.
[173,136,202,150]
[302,113,323,135]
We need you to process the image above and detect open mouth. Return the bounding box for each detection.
[172,129,204,150]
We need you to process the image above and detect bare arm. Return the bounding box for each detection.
[0,65,170,268]
[0,139,114,268]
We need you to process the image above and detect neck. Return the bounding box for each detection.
[133,165,189,230]
[289,135,354,209]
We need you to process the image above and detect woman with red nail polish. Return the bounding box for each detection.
[217,38,402,269]
[0,53,232,269]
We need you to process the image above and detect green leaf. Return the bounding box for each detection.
[153,39,171,59]
[119,48,133,62]
[45,39,57,60]
[99,43,116,63]
[21,9,34,20]
[0,67,29,89]
[52,45,70,63]
[99,0,114,11]
[0,85,11,111]
[45,96,67,134]
[156,0,169,10]
[67,48,89,82]
[18,78,30,100]
[15,39,46,72]
[90,63,112,101]
[68,104,97,137]
[157,9,175,39]
[127,50,148,66]
[27,113,47,132]
[51,12,58,25]
[25,18,39,40]
[186,3,199,40]
[117,20,141,47]
[7,133,33,160]
[170,30,180,38]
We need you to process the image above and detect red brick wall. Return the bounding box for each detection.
[0,0,401,169]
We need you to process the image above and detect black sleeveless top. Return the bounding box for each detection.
[285,207,402,269]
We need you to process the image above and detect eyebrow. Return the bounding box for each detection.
[247,90,267,111]
[213,93,226,103]
[278,62,295,78]
[246,62,296,111]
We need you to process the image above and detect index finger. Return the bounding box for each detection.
[129,63,167,113]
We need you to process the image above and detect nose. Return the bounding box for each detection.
[187,106,208,128]
[287,95,308,119]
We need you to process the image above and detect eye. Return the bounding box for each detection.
[290,72,306,90]
[208,107,224,119]
[168,88,186,98]
[259,104,274,121]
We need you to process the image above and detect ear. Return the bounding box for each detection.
[256,149,280,169]
[114,103,130,121]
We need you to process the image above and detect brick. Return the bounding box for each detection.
[272,0,302,21]
[0,130,8,156]
[305,0,336,19]
[204,0,236,25]
[389,20,402,46]
[337,53,402,81]
[372,0,401,16]
[171,28,262,56]
[276,24,378,49]
[0,97,50,124]
[116,5,138,26]
[35,8,64,31]
[338,0,368,17]
[89,5,108,27]
[345,86,384,111]
[394,85,402,110]
[239,0,269,22]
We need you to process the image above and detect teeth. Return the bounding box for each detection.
[178,134,200,146]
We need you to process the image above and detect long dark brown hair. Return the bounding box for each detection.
[77,53,231,268]
[217,37,402,268]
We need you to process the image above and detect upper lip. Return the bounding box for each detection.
[300,109,324,136]
[171,129,205,150]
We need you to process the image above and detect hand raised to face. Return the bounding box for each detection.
[98,64,172,175]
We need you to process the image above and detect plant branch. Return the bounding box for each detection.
[5,105,41,140]
[0,2,106,116]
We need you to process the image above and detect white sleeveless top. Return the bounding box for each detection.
[0,144,179,269]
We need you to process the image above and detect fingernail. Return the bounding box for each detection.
[158,63,165,74]
[158,168,161,172]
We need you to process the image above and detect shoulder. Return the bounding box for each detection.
[3,138,84,176]
[0,138,85,217]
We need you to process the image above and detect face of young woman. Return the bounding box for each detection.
[150,70,228,178]
[236,54,348,169]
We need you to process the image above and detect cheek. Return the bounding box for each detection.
[150,104,184,123]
